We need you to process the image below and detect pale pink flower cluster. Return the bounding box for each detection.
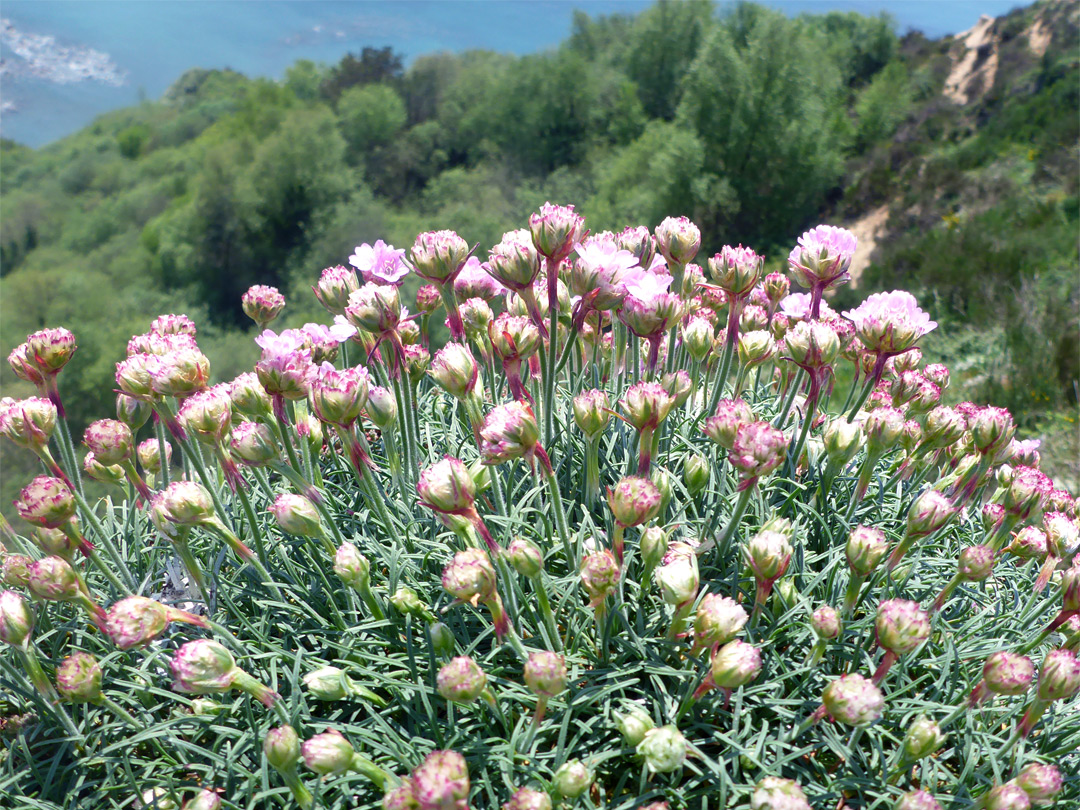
[842,290,937,354]
[788,224,858,287]
[348,240,408,286]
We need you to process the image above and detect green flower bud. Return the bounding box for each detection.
[903,716,946,763]
[552,759,592,799]
[437,656,488,704]
[615,705,655,746]
[636,725,687,773]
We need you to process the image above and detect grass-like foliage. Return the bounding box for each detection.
[1,211,1078,810]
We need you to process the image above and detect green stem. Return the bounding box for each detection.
[154,417,172,487]
[542,465,574,566]
[710,485,755,559]
[773,369,805,429]
[70,490,135,594]
[532,575,562,652]
[17,645,83,741]
[173,536,212,606]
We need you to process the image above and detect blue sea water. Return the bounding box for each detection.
[1,0,1032,148]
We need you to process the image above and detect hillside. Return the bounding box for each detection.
[1,0,1077,508]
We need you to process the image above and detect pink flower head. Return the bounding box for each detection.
[654,216,701,266]
[242,285,286,327]
[127,331,198,357]
[729,421,786,488]
[150,313,197,337]
[780,293,836,323]
[411,749,471,810]
[411,230,472,284]
[530,202,586,263]
[313,264,360,315]
[788,224,858,289]
[570,239,643,310]
[349,240,408,286]
[454,257,506,301]
[255,329,307,361]
[842,291,937,355]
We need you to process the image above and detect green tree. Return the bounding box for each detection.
[678,6,848,249]
[338,83,408,162]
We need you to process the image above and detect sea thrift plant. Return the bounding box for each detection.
[1,210,1077,809]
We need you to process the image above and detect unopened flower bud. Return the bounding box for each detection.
[2,555,31,587]
[15,475,76,529]
[785,320,839,368]
[503,788,551,810]
[302,728,356,776]
[703,398,754,449]
[983,784,1032,810]
[730,421,786,484]
[106,596,204,649]
[864,406,905,454]
[228,422,276,467]
[418,456,476,514]
[1036,649,1080,701]
[655,216,701,266]
[365,385,398,429]
[429,343,478,400]
[823,418,863,466]
[811,606,841,640]
[57,652,103,702]
[636,725,687,773]
[822,673,885,727]
[242,285,285,328]
[265,721,304,773]
[304,666,353,702]
[309,365,369,427]
[135,437,171,474]
[694,594,748,648]
[615,705,655,746]
[677,454,710,498]
[846,525,888,576]
[745,529,793,584]
[524,651,567,698]
[906,490,956,540]
[573,389,610,439]
[333,543,370,587]
[1011,527,1048,560]
[681,317,714,362]
[428,622,456,657]
[25,327,77,375]
[903,716,946,761]
[621,382,674,431]
[411,749,471,808]
[0,590,34,646]
[552,759,591,799]
[983,652,1035,696]
[479,401,541,466]
[655,548,699,606]
[958,545,995,581]
[971,406,1015,456]
[982,503,1007,534]
[442,548,497,604]
[876,599,930,656]
[751,777,811,810]
[178,386,233,445]
[737,330,774,369]
[182,789,221,810]
[229,372,271,418]
[437,656,488,704]
[711,639,762,689]
[1013,763,1063,806]
[895,791,942,810]
[346,283,401,334]
[27,555,81,602]
[580,550,620,607]
[607,476,661,527]
[530,203,586,263]
[660,369,692,407]
[0,397,56,450]
[269,493,322,537]
[505,537,543,578]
